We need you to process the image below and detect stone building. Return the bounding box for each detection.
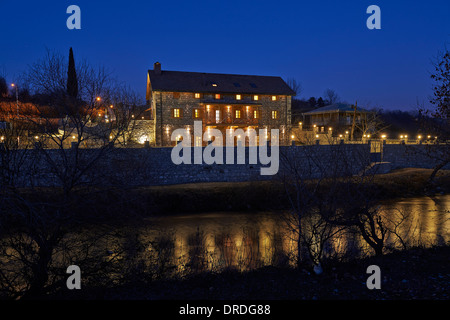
[145,62,295,146]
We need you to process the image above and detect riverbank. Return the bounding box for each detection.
[51,244,450,300]
[10,168,449,218]
[129,168,450,215]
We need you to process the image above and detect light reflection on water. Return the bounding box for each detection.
[142,195,450,272]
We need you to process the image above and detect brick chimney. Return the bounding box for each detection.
[154,62,161,75]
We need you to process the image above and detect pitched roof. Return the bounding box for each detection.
[148,69,296,96]
[302,103,371,115]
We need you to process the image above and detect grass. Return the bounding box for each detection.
[10,168,449,217]
[124,168,450,215]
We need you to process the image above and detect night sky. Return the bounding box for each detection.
[1,0,449,110]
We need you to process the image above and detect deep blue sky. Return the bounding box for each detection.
[1,0,449,110]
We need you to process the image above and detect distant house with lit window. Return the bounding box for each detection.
[143,62,295,146]
[301,103,375,133]
[290,103,376,144]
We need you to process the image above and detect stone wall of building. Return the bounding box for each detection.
[151,91,291,146]
[129,119,155,144]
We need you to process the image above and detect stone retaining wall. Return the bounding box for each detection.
[1,143,447,187]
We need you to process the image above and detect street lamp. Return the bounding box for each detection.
[11,83,18,116]
[94,96,104,120]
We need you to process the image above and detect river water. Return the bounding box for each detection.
[138,194,450,273]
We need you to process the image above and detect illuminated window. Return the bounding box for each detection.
[193,109,200,118]
[215,110,221,123]
[194,93,201,99]
[271,110,278,119]
[215,94,221,100]
[253,95,259,101]
[173,108,181,118]
[235,110,241,119]
[236,94,241,100]
[253,110,259,119]
[272,96,277,101]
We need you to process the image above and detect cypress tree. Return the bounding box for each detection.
[0,77,7,98]
[67,47,78,98]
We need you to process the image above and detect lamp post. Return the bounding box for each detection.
[95,96,102,120]
[11,83,18,117]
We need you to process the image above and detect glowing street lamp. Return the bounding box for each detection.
[11,83,19,116]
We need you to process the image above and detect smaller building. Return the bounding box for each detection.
[301,103,372,130]
[291,103,375,144]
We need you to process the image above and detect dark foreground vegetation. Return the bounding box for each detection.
[0,168,448,300]
[46,245,450,300]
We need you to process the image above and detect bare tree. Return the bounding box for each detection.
[412,49,450,184]
[324,88,340,105]
[0,49,145,299]
[354,109,390,138]
[279,140,392,272]
[427,49,450,181]
[286,78,302,97]
[430,49,450,122]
